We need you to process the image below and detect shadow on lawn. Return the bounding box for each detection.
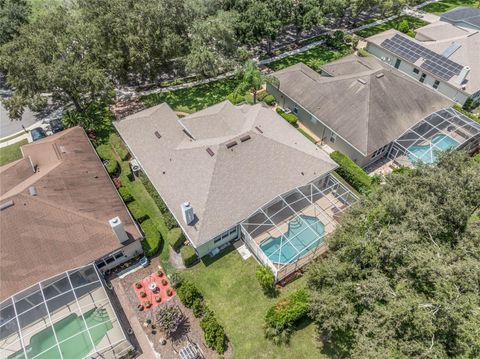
[200,244,237,267]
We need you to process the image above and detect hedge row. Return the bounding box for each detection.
[127,201,149,223]
[169,228,185,251]
[177,280,226,354]
[140,219,163,256]
[118,187,133,203]
[96,144,120,176]
[276,108,298,126]
[181,246,198,267]
[109,133,130,160]
[330,150,372,194]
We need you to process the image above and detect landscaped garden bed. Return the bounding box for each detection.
[354,15,428,38]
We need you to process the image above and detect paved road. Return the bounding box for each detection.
[0,100,38,137]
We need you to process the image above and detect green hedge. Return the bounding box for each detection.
[276,108,298,126]
[181,246,198,267]
[226,92,245,105]
[127,201,149,223]
[357,48,369,57]
[265,288,310,330]
[139,172,168,213]
[140,219,162,256]
[118,187,134,203]
[263,94,276,106]
[177,280,203,308]
[96,144,114,161]
[106,159,120,176]
[163,211,178,230]
[109,133,130,160]
[200,310,226,354]
[256,92,267,101]
[330,151,372,194]
[169,227,185,251]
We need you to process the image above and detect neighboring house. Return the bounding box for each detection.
[115,101,357,280]
[0,127,143,358]
[267,55,452,167]
[366,7,480,105]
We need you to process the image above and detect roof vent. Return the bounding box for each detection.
[255,126,263,134]
[154,131,161,139]
[376,73,384,78]
[59,145,67,153]
[0,200,14,211]
[357,78,367,85]
[181,202,195,225]
[206,147,215,156]
[109,217,129,244]
[240,135,251,142]
[226,141,237,149]
[29,186,37,196]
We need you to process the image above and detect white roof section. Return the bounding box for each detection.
[115,101,337,247]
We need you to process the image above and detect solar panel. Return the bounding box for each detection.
[380,34,464,81]
[442,41,461,58]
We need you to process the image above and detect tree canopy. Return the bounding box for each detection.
[307,151,480,358]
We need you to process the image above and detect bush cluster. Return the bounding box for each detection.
[127,201,149,223]
[140,219,162,256]
[169,227,185,251]
[276,108,298,126]
[200,310,226,354]
[96,143,120,176]
[226,91,246,105]
[177,280,203,308]
[109,133,130,160]
[105,159,120,176]
[96,144,113,161]
[181,246,198,267]
[265,289,310,330]
[263,94,276,106]
[256,266,276,296]
[118,187,133,203]
[330,151,373,194]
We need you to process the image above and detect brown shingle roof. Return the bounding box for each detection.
[0,127,142,300]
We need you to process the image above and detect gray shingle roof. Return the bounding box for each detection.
[272,55,453,155]
[441,7,480,28]
[115,101,337,247]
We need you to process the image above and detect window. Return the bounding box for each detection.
[329,133,337,143]
[433,80,440,89]
[96,261,106,269]
[221,232,228,239]
[214,236,222,244]
[229,228,236,235]
[105,256,115,264]
[394,59,401,69]
[293,106,298,114]
[413,68,419,74]
[114,252,124,260]
[372,144,389,158]
[419,73,426,83]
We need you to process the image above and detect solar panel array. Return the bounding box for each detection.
[380,34,464,80]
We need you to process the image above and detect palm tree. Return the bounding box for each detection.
[235,60,279,104]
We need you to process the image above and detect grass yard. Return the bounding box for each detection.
[421,0,479,14]
[0,139,28,166]
[181,247,326,359]
[266,45,353,72]
[142,78,239,112]
[354,15,429,38]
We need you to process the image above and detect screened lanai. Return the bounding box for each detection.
[240,173,357,281]
[388,108,480,166]
[0,264,132,359]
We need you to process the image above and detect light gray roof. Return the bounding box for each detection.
[367,27,480,94]
[273,55,453,155]
[114,101,337,247]
[441,6,480,29]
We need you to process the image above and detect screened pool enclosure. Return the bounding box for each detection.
[240,173,357,281]
[0,264,132,359]
[388,108,480,166]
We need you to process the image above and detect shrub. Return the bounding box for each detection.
[140,219,162,256]
[106,159,120,176]
[155,304,184,338]
[163,211,178,230]
[181,246,198,267]
[263,94,276,106]
[175,105,194,114]
[244,92,254,104]
[118,187,133,203]
[139,172,168,213]
[192,298,205,318]
[256,266,276,296]
[256,91,267,101]
[265,289,310,330]
[226,92,245,105]
[96,144,113,161]
[357,48,369,57]
[397,19,410,33]
[177,280,203,308]
[109,133,129,160]
[200,310,226,354]
[330,151,372,194]
[169,227,185,251]
[276,108,298,126]
[128,201,149,223]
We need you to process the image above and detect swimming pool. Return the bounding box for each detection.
[407,134,459,164]
[9,307,112,359]
[260,215,325,264]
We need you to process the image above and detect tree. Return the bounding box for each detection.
[0,0,30,45]
[235,60,278,104]
[307,151,480,358]
[0,6,114,119]
[291,0,324,42]
[155,304,185,338]
[256,266,276,296]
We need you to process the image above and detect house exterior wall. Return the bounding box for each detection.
[194,225,239,258]
[366,43,470,105]
[96,240,143,273]
[267,83,389,168]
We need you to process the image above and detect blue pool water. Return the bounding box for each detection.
[260,215,325,264]
[407,134,459,164]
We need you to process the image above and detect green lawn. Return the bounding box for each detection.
[422,0,479,14]
[266,45,353,72]
[354,15,429,38]
[141,78,239,112]
[181,247,326,359]
[0,139,28,166]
